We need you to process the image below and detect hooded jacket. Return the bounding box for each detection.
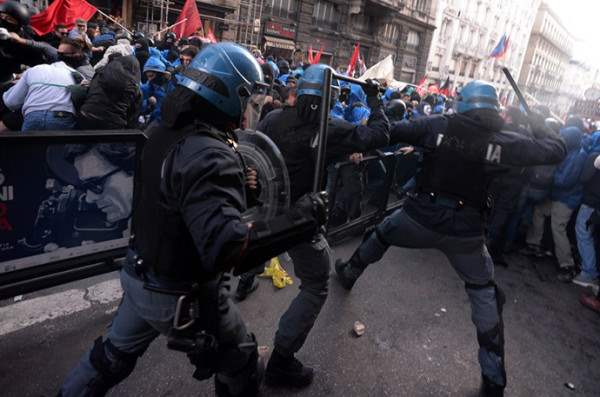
[344,84,370,125]
[580,131,600,208]
[551,126,586,209]
[141,56,170,123]
[79,55,142,129]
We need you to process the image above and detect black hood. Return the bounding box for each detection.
[99,55,141,92]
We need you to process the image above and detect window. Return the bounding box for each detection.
[413,0,428,12]
[267,0,298,20]
[351,14,372,34]
[313,1,339,28]
[407,30,420,50]
[381,23,399,43]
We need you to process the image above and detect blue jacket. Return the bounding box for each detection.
[344,84,370,125]
[551,126,586,209]
[331,101,346,120]
[141,80,168,122]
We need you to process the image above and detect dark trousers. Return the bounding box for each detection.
[59,269,257,396]
[274,234,331,356]
[352,209,507,386]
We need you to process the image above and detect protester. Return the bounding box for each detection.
[522,118,586,281]
[572,131,600,288]
[141,56,170,123]
[93,30,133,70]
[0,0,51,83]
[78,55,142,130]
[2,37,87,132]
[42,23,69,48]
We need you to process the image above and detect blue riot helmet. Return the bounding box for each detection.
[178,42,268,129]
[456,80,499,114]
[296,64,340,123]
[297,64,338,98]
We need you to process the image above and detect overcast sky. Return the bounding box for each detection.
[545,0,600,66]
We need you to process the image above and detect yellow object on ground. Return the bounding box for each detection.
[259,257,293,289]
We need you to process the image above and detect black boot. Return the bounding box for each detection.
[480,375,504,397]
[265,349,314,388]
[335,252,366,290]
[215,348,265,397]
[235,274,259,301]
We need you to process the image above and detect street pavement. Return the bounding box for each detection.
[1,237,599,397]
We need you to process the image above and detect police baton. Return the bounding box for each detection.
[312,70,383,193]
[502,67,532,116]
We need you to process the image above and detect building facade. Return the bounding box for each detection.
[426,0,540,102]
[131,0,240,41]
[518,2,574,113]
[556,59,599,116]
[236,0,437,83]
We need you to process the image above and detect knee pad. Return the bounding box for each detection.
[88,337,142,393]
[215,334,261,397]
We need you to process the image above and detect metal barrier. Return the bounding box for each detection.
[325,149,416,245]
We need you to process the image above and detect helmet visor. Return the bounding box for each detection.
[240,81,270,130]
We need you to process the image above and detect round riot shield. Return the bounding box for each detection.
[237,129,290,222]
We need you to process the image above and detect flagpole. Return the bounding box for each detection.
[156,18,187,35]
[95,9,133,35]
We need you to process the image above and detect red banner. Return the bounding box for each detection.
[347,43,360,77]
[206,26,217,43]
[30,0,97,36]
[172,0,202,39]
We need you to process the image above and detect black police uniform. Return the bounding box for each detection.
[336,111,566,395]
[59,119,326,397]
[254,97,389,376]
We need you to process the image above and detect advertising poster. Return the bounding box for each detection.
[0,139,137,274]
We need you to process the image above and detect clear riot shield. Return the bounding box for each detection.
[237,129,291,222]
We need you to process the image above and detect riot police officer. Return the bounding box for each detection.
[335,80,566,396]
[255,64,390,388]
[58,43,327,397]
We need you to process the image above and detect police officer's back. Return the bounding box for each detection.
[335,80,566,397]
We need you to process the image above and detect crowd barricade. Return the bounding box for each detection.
[325,149,412,245]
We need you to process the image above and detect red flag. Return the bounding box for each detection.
[307,45,314,64]
[415,76,427,96]
[172,0,202,39]
[309,44,324,64]
[206,26,217,43]
[427,83,439,94]
[347,43,360,77]
[30,0,97,36]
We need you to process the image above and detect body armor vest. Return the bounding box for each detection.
[416,114,496,209]
[132,123,239,281]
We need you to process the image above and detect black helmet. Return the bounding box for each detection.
[133,31,145,40]
[385,99,406,122]
[165,31,177,42]
[277,59,290,74]
[115,30,132,42]
[0,1,30,27]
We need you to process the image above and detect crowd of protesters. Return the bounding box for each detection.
[1,0,600,313]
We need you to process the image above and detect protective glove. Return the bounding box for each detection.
[527,111,552,139]
[293,191,328,227]
[364,79,382,109]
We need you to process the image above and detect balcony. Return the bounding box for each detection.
[201,0,239,11]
